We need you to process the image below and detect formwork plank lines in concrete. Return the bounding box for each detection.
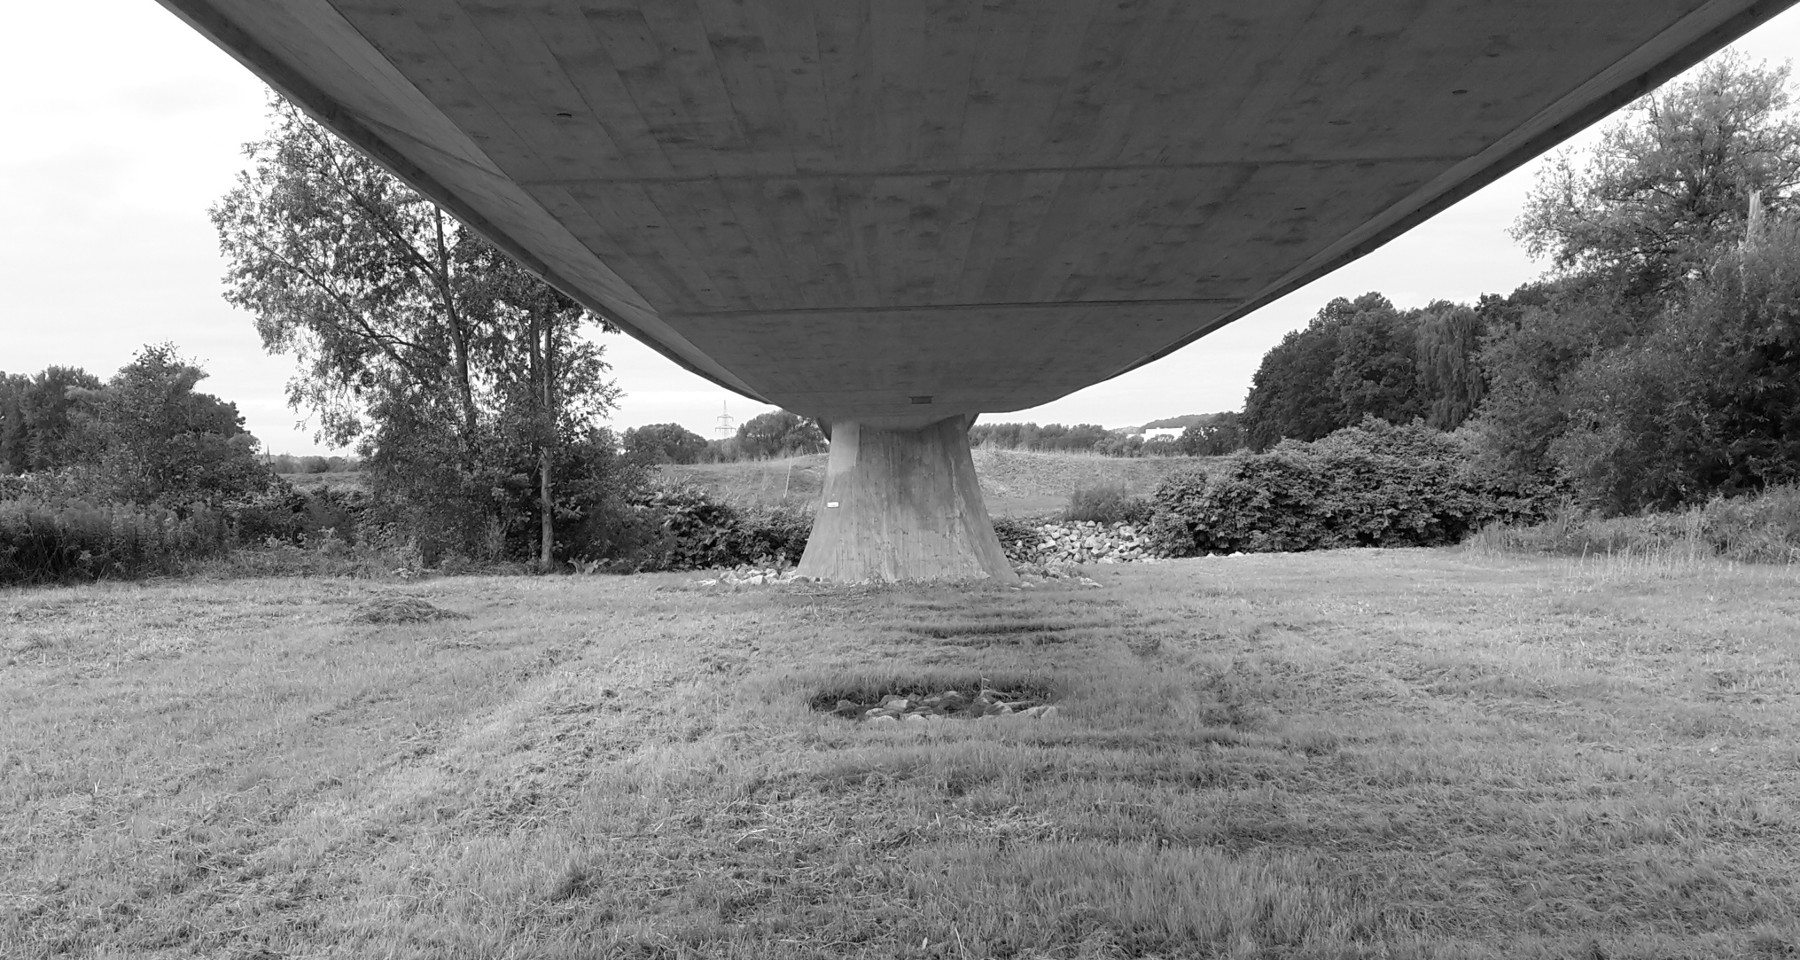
[813,3,878,172]
[674,177,784,308]
[375,2,550,180]
[572,1,726,180]
[634,0,769,170]
[909,3,980,170]
[688,0,801,178]
[743,0,837,172]
[526,184,678,312]
[976,171,1076,304]
[568,182,727,313]
[522,0,678,180]
[1041,0,1187,167]
[991,8,1097,168]
[953,0,1035,168]
[439,1,632,179]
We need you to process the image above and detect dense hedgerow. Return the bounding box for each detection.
[0,471,378,585]
[1147,418,1551,557]
[0,498,232,585]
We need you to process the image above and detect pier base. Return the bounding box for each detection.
[796,417,1017,583]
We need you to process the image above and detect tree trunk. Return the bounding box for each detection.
[434,209,478,443]
[796,416,1016,583]
[538,316,555,568]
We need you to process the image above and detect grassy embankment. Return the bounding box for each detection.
[5,549,1798,958]
[665,449,1213,517]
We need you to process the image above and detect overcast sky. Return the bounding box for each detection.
[4,4,1799,455]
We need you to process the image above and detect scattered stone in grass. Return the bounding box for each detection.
[819,683,1062,725]
[704,565,806,588]
[123,635,200,661]
[349,596,468,624]
[1009,560,1107,589]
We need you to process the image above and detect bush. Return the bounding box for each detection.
[1062,484,1151,524]
[0,497,230,585]
[612,486,814,571]
[734,507,812,567]
[225,484,369,547]
[1148,418,1552,556]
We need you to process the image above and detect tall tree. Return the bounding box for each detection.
[1514,52,1800,296]
[454,240,617,566]
[735,411,827,460]
[1327,294,1422,426]
[624,423,709,465]
[213,96,620,563]
[1414,301,1486,431]
[1178,412,1245,456]
[1243,294,1407,449]
[1477,53,1800,509]
[65,345,271,507]
[0,366,101,474]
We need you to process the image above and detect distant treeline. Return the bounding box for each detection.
[970,416,1244,457]
[622,410,826,464]
[1240,293,1485,449]
[265,453,361,474]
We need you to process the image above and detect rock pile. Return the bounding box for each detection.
[694,565,803,587]
[830,685,1061,723]
[1026,520,1151,565]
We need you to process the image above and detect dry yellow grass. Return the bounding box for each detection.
[4,549,1799,958]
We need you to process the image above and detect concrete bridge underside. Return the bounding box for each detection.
[157,0,1794,580]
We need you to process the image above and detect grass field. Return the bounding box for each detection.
[665,449,1213,516]
[5,549,1800,958]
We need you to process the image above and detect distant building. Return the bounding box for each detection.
[1141,427,1183,442]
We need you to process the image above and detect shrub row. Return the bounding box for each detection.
[0,481,376,586]
[1145,419,1550,557]
[1472,484,1800,564]
[0,498,232,585]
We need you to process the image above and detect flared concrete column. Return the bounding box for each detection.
[796,416,1017,583]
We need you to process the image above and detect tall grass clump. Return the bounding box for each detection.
[1062,483,1151,524]
[1469,484,1800,564]
[0,498,230,585]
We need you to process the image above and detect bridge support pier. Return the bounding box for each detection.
[796,416,1017,583]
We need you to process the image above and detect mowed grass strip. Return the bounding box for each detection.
[3,550,1799,958]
